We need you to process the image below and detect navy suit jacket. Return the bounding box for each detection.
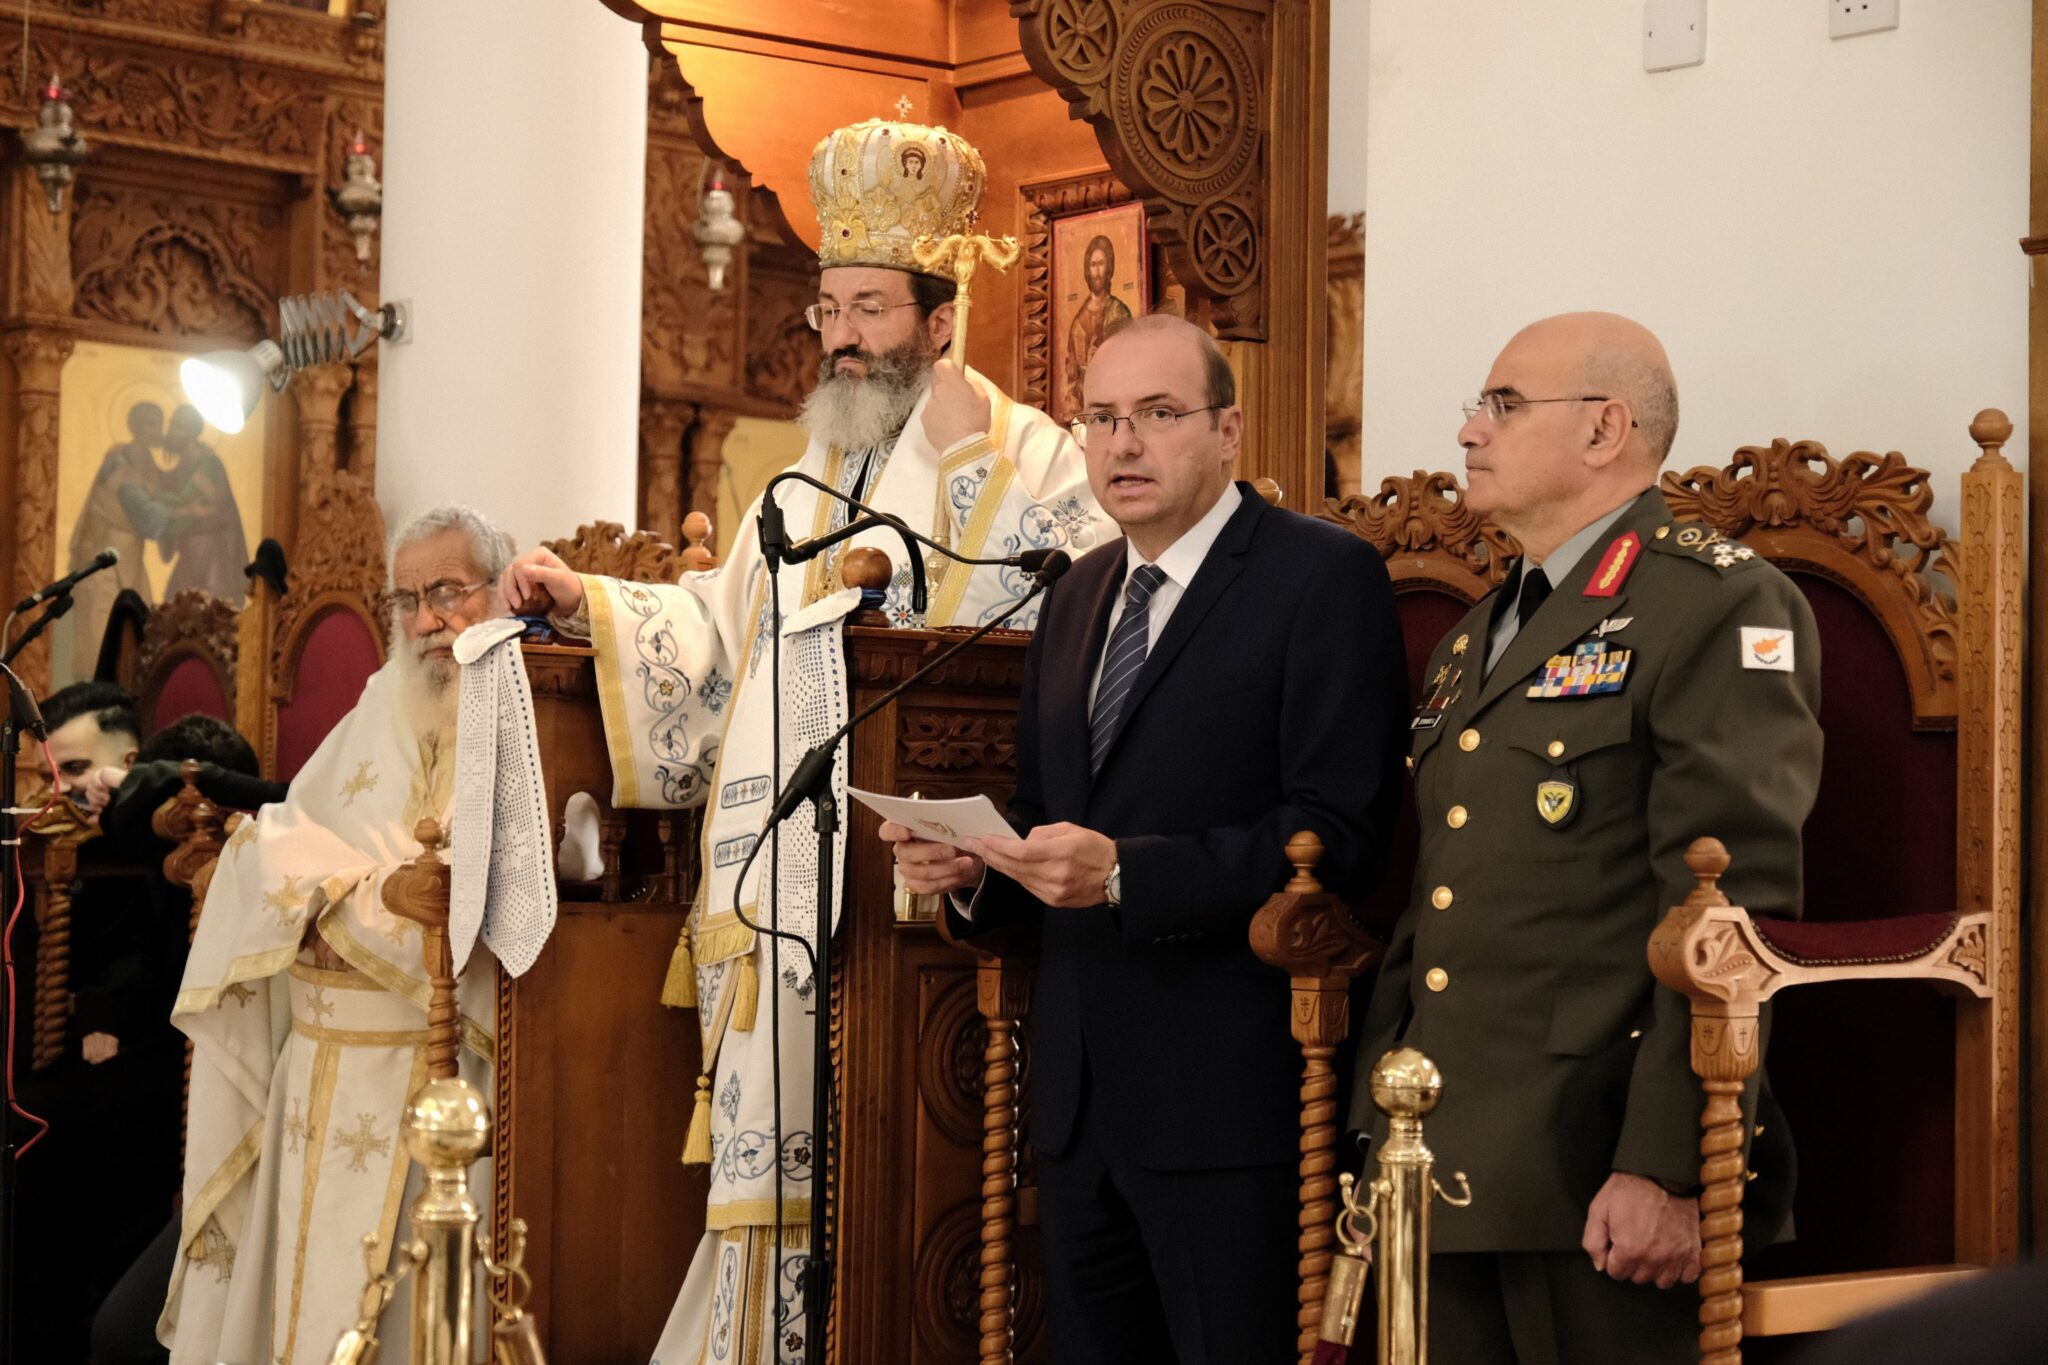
[964,484,1408,1170]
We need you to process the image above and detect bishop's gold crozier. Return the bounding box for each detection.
[1322,1048,1472,1365]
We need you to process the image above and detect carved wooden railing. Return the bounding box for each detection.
[1249,832,1379,1365]
[21,798,95,1070]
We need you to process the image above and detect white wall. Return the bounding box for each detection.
[377,0,647,555]
[1330,0,1369,215]
[1358,0,2028,526]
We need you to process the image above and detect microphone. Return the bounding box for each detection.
[1,663,45,741]
[15,547,119,613]
[1017,548,1072,583]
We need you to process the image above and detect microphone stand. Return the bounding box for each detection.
[0,590,67,1365]
[748,476,1066,1364]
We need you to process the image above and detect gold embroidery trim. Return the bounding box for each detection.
[926,391,1019,627]
[374,1049,430,1281]
[800,447,850,608]
[278,1040,342,1365]
[584,573,643,805]
[318,912,496,1066]
[174,943,297,1015]
[290,1017,435,1047]
[693,914,758,966]
[180,1121,263,1258]
[707,1196,815,1231]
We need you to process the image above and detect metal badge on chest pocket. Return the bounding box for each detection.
[1508,703,1632,830]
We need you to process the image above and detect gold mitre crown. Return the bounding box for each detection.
[809,119,987,273]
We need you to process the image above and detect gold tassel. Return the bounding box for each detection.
[682,1074,714,1165]
[730,952,759,1032]
[659,925,698,1009]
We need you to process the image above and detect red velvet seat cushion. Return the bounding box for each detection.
[275,608,381,781]
[148,654,230,732]
[1752,911,1960,966]
[1751,573,1957,1280]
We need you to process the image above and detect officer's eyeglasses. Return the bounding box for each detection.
[1461,393,1638,427]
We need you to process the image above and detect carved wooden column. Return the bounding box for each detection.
[291,362,354,485]
[973,956,1032,1365]
[1954,411,2024,1264]
[347,361,380,486]
[3,326,77,694]
[639,396,695,547]
[1249,832,1376,1364]
[686,406,738,525]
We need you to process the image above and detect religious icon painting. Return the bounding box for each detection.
[53,340,269,687]
[1045,196,1150,425]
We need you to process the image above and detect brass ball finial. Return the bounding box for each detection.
[1369,1047,1443,1118]
[841,547,893,593]
[402,1076,491,1168]
[1683,837,1731,908]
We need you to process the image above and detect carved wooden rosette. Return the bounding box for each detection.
[1016,169,1137,414]
[1951,413,2023,1263]
[22,797,94,1069]
[1013,0,1268,338]
[383,817,459,1080]
[1247,831,1377,1365]
[1661,436,1963,725]
[1324,470,1518,602]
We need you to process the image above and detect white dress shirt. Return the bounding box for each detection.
[1087,480,1244,715]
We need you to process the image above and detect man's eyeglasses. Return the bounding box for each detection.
[1067,405,1222,447]
[381,580,489,619]
[805,301,920,331]
[1461,393,1639,427]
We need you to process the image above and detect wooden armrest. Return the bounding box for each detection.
[1751,912,1961,966]
[1742,1264,1983,1336]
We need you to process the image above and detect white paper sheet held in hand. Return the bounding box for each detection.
[848,787,1015,847]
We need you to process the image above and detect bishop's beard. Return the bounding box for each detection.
[389,624,461,741]
[798,329,937,453]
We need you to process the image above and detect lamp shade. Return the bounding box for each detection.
[180,340,285,434]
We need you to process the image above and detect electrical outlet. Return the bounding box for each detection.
[1643,0,1707,73]
[1831,0,1899,40]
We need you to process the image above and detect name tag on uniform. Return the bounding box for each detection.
[1527,640,1632,699]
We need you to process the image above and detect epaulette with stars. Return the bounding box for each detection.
[1648,521,1761,571]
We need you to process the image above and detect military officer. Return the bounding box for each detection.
[1350,312,1823,1363]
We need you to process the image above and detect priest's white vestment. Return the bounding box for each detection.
[579,369,1102,1364]
[159,664,498,1365]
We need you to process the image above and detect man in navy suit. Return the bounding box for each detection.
[882,314,1408,1362]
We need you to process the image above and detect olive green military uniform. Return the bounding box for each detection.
[1349,487,1823,1363]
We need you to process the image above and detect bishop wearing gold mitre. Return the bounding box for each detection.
[502,119,1104,1363]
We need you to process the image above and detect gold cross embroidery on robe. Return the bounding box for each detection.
[283,1098,315,1155]
[263,874,310,931]
[336,1113,392,1173]
[339,760,379,807]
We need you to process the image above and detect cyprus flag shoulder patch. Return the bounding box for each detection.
[1740,626,1794,672]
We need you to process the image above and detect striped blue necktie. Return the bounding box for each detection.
[1090,564,1167,774]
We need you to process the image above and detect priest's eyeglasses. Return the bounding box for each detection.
[1461,393,1638,427]
[381,580,489,619]
[1068,405,1223,446]
[805,301,921,331]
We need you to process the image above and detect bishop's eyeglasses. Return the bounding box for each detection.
[1461,393,1638,427]
[1068,405,1223,446]
[804,300,921,331]
[381,579,490,619]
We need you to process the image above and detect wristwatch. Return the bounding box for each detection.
[1104,862,1122,908]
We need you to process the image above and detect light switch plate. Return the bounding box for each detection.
[1831,0,1900,40]
[1644,0,1707,73]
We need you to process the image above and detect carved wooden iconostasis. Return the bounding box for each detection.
[0,0,388,727]
[624,0,1333,514]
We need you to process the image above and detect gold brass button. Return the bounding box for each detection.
[1458,728,1481,752]
[1747,1170,1759,1182]
[1431,886,1454,910]
[1425,967,1449,992]
[1755,1124,1766,1137]
[1446,805,1468,829]
[1629,1029,1643,1039]
[1655,525,1670,540]
[1547,740,1565,759]
[1405,755,1415,772]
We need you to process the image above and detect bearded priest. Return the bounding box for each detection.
[160,506,515,1364]
[501,120,1104,1364]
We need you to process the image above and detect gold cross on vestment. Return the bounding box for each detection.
[283,1099,314,1155]
[227,817,259,851]
[189,1219,237,1283]
[340,760,378,807]
[336,1112,392,1173]
[894,93,913,118]
[263,874,309,930]
[221,981,257,1008]
[911,230,1021,364]
[303,983,334,1027]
